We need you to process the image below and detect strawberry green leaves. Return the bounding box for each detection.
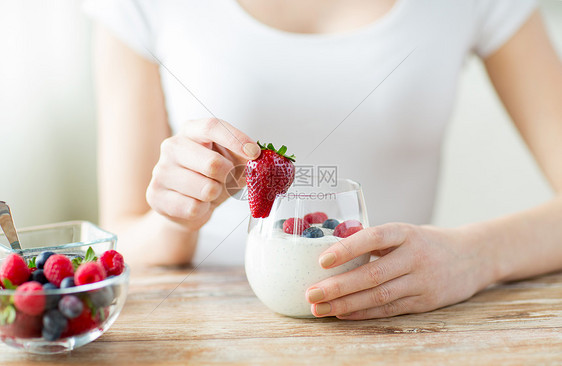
[257,141,296,162]
[71,247,98,271]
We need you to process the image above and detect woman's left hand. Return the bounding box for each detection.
[306,223,497,319]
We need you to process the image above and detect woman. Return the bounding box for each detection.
[85,0,562,319]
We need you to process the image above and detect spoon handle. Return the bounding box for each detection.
[0,201,22,251]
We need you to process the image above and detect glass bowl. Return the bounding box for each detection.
[245,179,370,318]
[0,221,129,354]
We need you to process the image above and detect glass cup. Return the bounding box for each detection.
[245,179,370,318]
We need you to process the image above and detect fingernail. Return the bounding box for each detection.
[315,303,331,316]
[243,143,260,159]
[319,253,336,268]
[307,288,324,303]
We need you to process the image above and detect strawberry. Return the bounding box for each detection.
[74,262,106,286]
[283,218,310,235]
[333,220,364,238]
[0,253,31,286]
[14,281,46,316]
[304,212,328,225]
[1,312,43,339]
[44,254,74,287]
[61,305,105,338]
[245,142,295,218]
[98,250,124,276]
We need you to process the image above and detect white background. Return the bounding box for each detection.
[0,1,560,230]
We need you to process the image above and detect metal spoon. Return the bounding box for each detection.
[0,201,22,251]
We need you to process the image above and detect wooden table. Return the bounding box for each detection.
[2,265,562,365]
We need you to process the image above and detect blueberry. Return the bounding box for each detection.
[42,283,58,290]
[42,327,63,342]
[322,219,340,230]
[60,276,75,288]
[42,309,68,341]
[89,287,114,308]
[36,251,55,269]
[31,269,49,284]
[43,283,61,310]
[59,295,83,319]
[274,219,286,229]
[302,227,324,238]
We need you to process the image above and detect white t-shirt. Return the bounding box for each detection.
[84,0,536,265]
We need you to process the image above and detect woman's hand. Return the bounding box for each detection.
[146,118,260,231]
[306,223,497,319]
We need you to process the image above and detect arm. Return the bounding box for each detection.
[94,25,259,267]
[306,11,562,319]
[477,10,562,281]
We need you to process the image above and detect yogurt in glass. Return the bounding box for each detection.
[244,179,370,318]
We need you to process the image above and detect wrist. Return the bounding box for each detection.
[454,222,505,289]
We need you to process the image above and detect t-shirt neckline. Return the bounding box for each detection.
[228,0,407,41]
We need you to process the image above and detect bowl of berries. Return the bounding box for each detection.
[0,221,129,354]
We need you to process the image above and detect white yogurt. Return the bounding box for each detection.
[245,226,370,318]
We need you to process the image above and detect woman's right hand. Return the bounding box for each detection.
[146,118,260,231]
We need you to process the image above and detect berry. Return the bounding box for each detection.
[245,142,295,218]
[304,212,328,225]
[44,254,74,287]
[3,312,43,339]
[322,219,340,230]
[43,282,57,290]
[58,295,83,319]
[14,281,46,316]
[60,276,75,288]
[74,262,106,286]
[61,305,100,338]
[0,253,31,286]
[98,250,125,276]
[31,269,49,284]
[274,219,286,229]
[89,286,114,308]
[36,251,55,269]
[42,309,68,341]
[283,218,309,235]
[43,283,61,310]
[302,227,324,238]
[333,220,364,238]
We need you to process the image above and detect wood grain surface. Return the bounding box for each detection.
[1,265,562,365]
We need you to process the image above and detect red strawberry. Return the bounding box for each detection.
[245,142,295,218]
[14,281,45,316]
[0,253,30,286]
[333,220,364,238]
[98,250,124,276]
[1,312,43,339]
[304,212,329,225]
[75,262,106,286]
[44,254,74,287]
[283,218,310,235]
[61,305,106,338]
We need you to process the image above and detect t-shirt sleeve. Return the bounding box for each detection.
[82,0,157,61]
[473,0,537,58]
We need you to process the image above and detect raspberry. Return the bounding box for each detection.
[44,254,74,287]
[283,218,310,235]
[74,262,106,286]
[304,212,329,225]
[0,253,31,286]
[98,250,125,276]
[14,281,46,316]
[333,220,364,238]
